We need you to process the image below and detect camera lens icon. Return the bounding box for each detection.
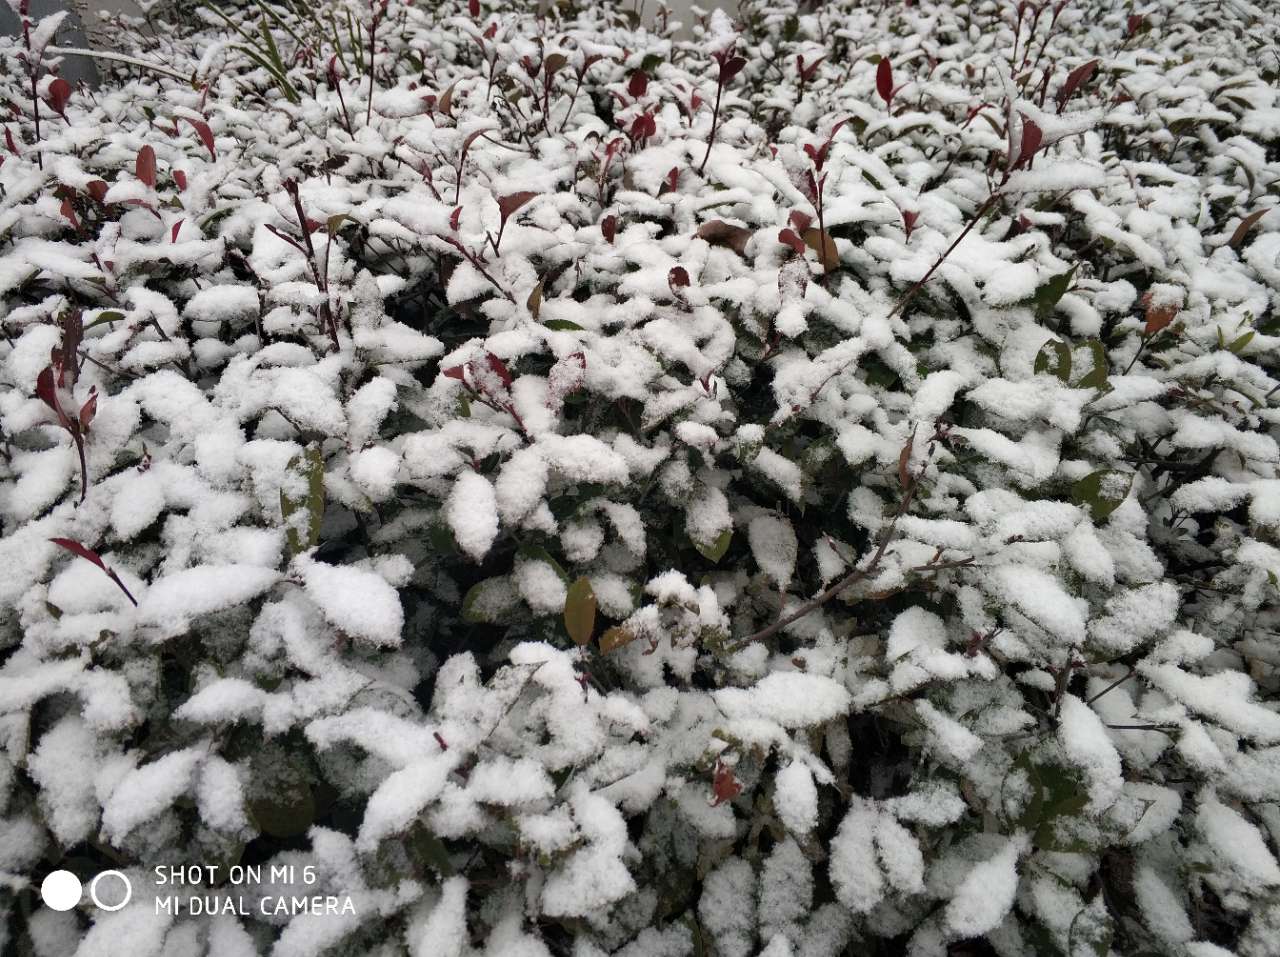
[90,870,132,911]
[39,870,132,912]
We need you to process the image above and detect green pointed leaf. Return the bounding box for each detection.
[1033,338,1072,382]
[693,528,732,563]
[564,577,597,646]
[84,310,125,331]
[461,577,518,623]
[280,445,324,557]
[543,319,584,331]
[1034,264,1078,321]
[1228,331,1255,353]
[1071,469,1133,522]
[1076,339,1110,389]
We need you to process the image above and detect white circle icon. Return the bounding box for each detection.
[40,870,82,911]
[89,870,132,911]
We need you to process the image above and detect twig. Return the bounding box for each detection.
[727,436,937,651]
[1086,668,1136,705]
[890,191,1001,318]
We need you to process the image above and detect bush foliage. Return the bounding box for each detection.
[2,0,1280,954]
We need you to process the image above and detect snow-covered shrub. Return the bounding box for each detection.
[2,0,1280,954]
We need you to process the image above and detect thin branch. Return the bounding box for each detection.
[1086,668,1136,705]
[890,191,1001,318]
[727,439,935,652]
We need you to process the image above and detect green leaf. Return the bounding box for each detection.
[1033,263,1078,322]
[1033,338,1072,382]
[1076,339,1110,389]
[461,577,517,623]
[1071,469,1133,522]
[280,445,324,557]
[1228,330,1255,353]
[564,577,597,646]
[408,823,455,877]
[693,528,732,563]
[543,318,584,331]
[247,746,315,839]
[1014,754,1090,850]
[84,309,125,331]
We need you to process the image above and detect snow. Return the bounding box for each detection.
[829,801,883,913]
[943,838,1022,939]
[28,717,100,844]
[1058,695,1123,812]
[1196,791,1280,886]
[915,700,982,762]
[714,672,851,729]
[138,565,280,632]
[774,761,819,834]
[101,748,204,842]
[299,556,404,646]
[448,470,501,561]
[748,515,798,590]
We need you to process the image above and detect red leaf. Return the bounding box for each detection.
[79,387,97,430]
[497,190,538,223]
[1126,13,1144,36]
[721,57,747,83]
[628,69,648,98]
[898,425,916,488]
[171,219,183,243]
[1143,299,1178,337]
[668,266,691,291]
[173,169,187,191]
[876,58,893,106]
[49,537,138,606]
[663,166,679,194]
[36,366,69,428]
[902,209,920,240]
[789,210,812,234]
[468,0,479,16]
[697,219,752,255]
[45,77,72,119]
[449,206,462,231]
[601,214,617,244]
[1016,117,1043,169]
[59,197,79,230]
[484,22,497,39]
[87,179,108,203]
[442,365,466,380]
[630,112,656,140]
[136,144,157,189]
[710,759,742,807]
[1056,59,1098,112]
[778,228,805,255]
[50,537,105,571]
[484,352,513,389]
[187,118,216,160]
[799,55,825,82]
